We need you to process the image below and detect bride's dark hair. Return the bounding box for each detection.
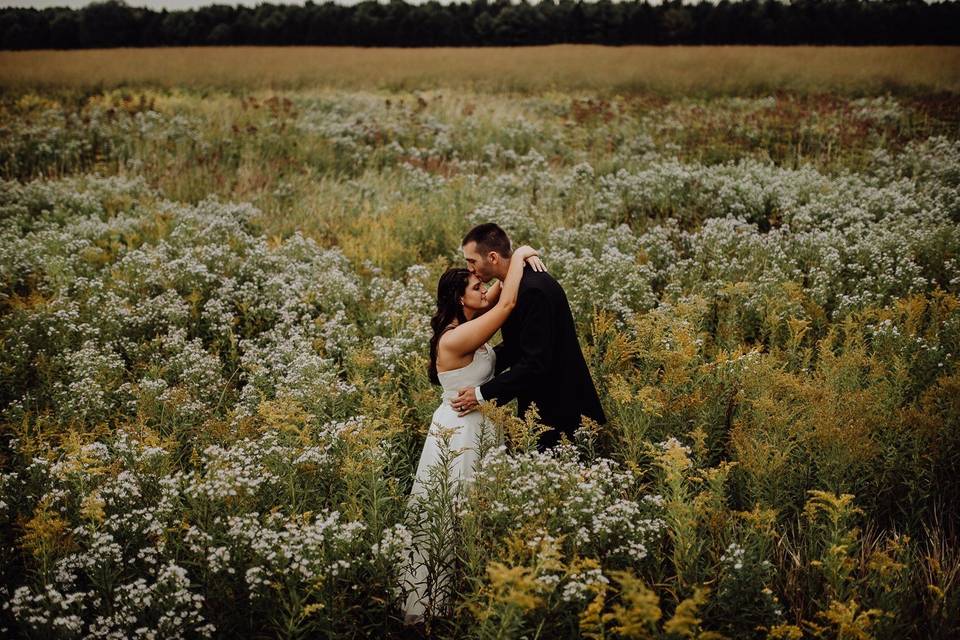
[428,267,471,386]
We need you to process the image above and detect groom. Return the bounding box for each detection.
[452,223,606,451]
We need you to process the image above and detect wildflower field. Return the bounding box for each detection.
[1,81,959,639]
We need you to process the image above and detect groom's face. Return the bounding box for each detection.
[462,241,499,282]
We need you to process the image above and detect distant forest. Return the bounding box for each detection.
[1,0,958,49]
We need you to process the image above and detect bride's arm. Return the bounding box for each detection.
[439,245,538,358]
[482,254,546,306]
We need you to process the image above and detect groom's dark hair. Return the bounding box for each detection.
[462,223,512,258]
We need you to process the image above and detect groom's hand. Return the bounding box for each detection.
[453,387,479,416]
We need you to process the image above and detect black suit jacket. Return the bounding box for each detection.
[479,267,606,437]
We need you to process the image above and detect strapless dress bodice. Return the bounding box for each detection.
[437,343,496,404]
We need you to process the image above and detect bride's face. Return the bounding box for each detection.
[461,274,490,313]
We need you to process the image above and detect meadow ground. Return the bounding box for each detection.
[1,47,959,638]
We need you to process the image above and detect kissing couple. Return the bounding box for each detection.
[400,222,606,626]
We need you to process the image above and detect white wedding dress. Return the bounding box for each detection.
[400,342,500,623]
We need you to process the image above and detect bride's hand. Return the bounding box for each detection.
[514,245,546,272]
[525,255,547,272]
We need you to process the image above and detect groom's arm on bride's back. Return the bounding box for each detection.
[479,288,554,405]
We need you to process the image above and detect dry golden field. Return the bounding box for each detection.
[2,45,959,94]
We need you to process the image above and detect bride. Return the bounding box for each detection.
[399,244,544,626]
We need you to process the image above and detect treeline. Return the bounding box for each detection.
[1,0,958,50]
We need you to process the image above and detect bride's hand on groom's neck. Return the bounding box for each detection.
[525,255,547,272]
